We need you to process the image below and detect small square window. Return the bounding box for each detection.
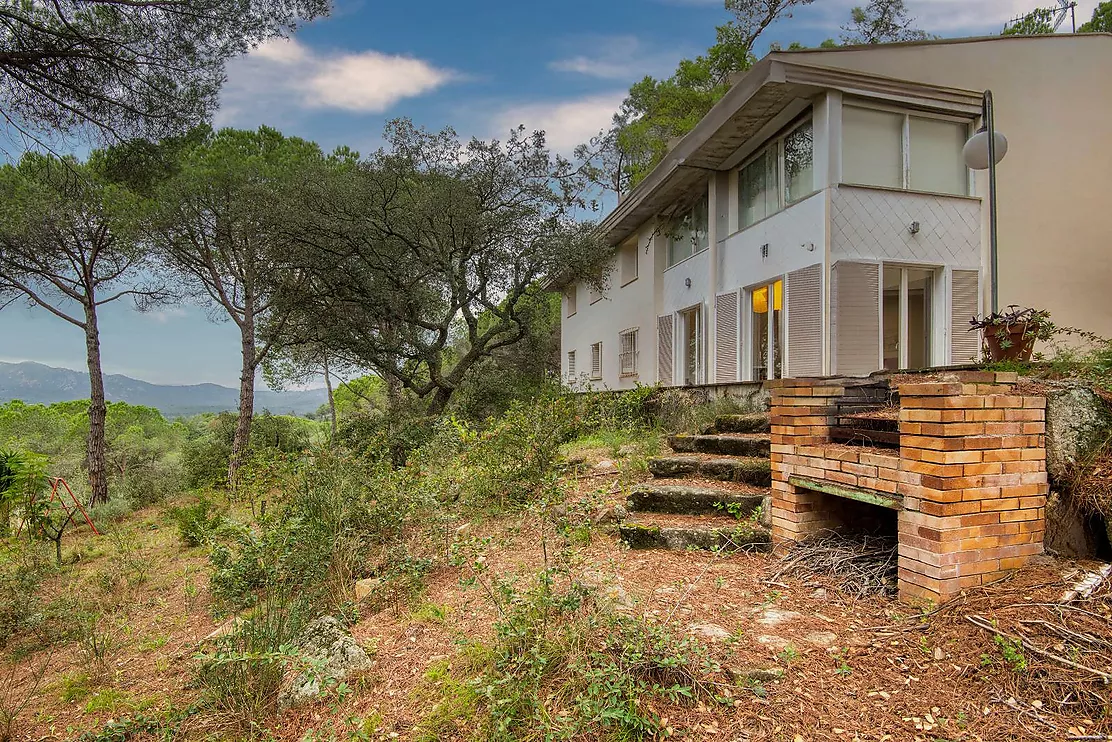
[590,342,603,380]
[619,329,639,376]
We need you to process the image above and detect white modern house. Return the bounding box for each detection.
[560,34,1112,389]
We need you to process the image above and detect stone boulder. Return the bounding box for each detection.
[278,616,372,709]
[1045,381,1109,480]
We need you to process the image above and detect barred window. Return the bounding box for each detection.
[590,342,603,379]
[619,328,639,376]
[567,350,576,378]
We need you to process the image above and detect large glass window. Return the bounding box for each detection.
[784,120,814,203]
[739,147,779,229]
[843,105,970,196]
[667,193,709,267]
[843,106,904,189]
[909,117,968,196]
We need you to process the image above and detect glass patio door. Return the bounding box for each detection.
[750,280,783,381]
[680,306,701,386]
[883,266,934,370]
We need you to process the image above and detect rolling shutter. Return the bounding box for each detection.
[786,264,823,377]
[831,261,880,376]
[714,291,739,383]
[951,269,981,365]
[657,314,674,386]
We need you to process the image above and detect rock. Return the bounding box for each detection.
[1045,382,1109,479]
[811,587,828,600]
[687,622,732,642]
[278,616,372,709]
[595,459,616,470]
[729,666,785,683]
[803,631,838,648]
[754,608,802,627]
[932,647,945,661]
[591,503,628,525]
[756,634,790,651]
[759,495,773,528]
[617,444,639,457]
[355,577,383,602]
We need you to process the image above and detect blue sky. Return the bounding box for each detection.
[1,0,1098,388]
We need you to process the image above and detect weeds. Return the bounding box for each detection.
[169,498,225,547]
[74,612,119,678]
[994,635,1028,673]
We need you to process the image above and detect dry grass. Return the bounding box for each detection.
[5,479,1111,741]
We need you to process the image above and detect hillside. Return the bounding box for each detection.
[0,361,326,417]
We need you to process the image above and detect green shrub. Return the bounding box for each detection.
[194,591,310,736]
[169,498,225,547]
[0,543,53,647]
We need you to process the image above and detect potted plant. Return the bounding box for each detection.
[968,306,1054,362]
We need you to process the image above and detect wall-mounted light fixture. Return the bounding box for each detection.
[802,242,815,252]
[908,221,921,235]
[684,277,692,288]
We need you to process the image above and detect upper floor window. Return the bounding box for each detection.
[667,193,709,267]
[565,285,577,317]
[619,239,638,285]
[738,118,814,230]
[842,104,969,196]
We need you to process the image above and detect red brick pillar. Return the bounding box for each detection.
[768,379,847,543]
[897,373,1047,603]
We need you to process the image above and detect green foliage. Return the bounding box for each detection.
[182,411,321,489]
[445,569,729,740]
[170,498,226,547]
[1080,1,1112,31]
[0,543,54,647]
[75,704,200,742]
[209,451,426,612]
[1003,6,1058,34]
[193,591,311,737]
[994,635,1028,673]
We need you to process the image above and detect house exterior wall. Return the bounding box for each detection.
[561,221,658,390]
[786,35,1112,338]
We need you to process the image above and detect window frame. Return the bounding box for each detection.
[735,115,816,233]
[666,191,710,269]
[841,101,972,197]
[567,349,576,378]
[618,328,639,377]
[590,342,603,380]
[619,239,639,287]
[565,285,577,317]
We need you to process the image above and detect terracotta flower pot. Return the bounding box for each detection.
[983,324,1036,362]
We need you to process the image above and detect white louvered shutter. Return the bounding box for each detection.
[657,315,674,386]
[714,291,739,383]
[786,264,823,377]
[951,269,982,365]
[831,261,880,376]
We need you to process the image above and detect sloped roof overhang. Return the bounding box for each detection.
[599,56,985,247]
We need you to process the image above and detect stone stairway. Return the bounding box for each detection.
[618,412,774,552]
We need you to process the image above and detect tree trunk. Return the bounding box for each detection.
[84,303,109,507]
[323,359,337,440]
[228,318,257,487]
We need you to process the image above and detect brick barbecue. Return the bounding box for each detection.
[767,372,1048,604]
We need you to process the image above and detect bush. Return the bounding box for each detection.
[170,498,225,547]
[0,543,53,647]
[425,568,729,740]
[194,591,310,737]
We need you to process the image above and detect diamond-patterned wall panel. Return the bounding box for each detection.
[831,186,981,267]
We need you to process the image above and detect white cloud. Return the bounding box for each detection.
[145,307,188,324]
[491,92,626,154]
[550,35,685,81]
[216,38,456,126]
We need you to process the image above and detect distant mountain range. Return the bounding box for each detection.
[0,361,327,418]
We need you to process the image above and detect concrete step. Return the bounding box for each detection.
[712,413,771,434]
[648,455,771,486]
[628,482,765,517]
[619,513,772,552]
[668,433,771,458]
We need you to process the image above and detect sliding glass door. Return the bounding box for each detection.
[882,266,934,371]
[749,280,783,381]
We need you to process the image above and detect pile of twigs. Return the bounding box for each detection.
[767,531,898,598]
